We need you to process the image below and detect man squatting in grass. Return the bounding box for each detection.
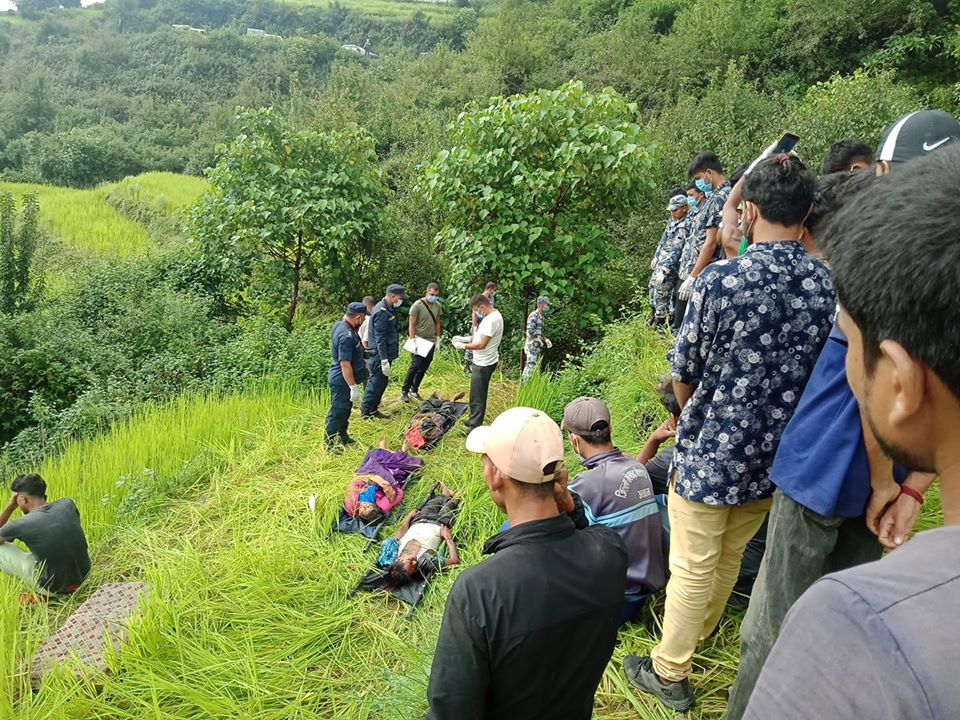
[562,396,666,625]
[0,474,91,600]
[624,154,836,711]
[427,407,627,720]
[743,141,960,720]
[725,111,958,717]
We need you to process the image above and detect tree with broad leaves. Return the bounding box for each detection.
[420,81,655,329]
[191,108,387,329]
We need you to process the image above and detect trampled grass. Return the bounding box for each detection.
[1,323,946,720]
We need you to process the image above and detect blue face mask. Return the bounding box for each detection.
[475,311,484,322]
[393,299,403,308]
[687,196,698,208]
[426,295,439,304]
[544,306,551,314]
[694,178,712,193]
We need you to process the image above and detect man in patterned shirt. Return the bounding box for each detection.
[649,194,691,327]
[521,295,551,382]
[675,152,731,322]
[623,154,835,711]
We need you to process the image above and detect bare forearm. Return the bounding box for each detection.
[903,472,936,493]
[0,499,17,529]
[636,436,663,465]
[673,380,695,409]
[691,229,719,277]
[340,362,357,387]
[444,539,460,566]
[408,318,417,339]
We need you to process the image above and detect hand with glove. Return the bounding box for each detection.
[544,338,553,349]
[451,335,470,351]
[349,384,360,404]
[653,267,667,286]
[677,275,696,301]
[380,359,391,376]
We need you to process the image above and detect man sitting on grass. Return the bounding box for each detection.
[0,474,91,601]
[380,483,460,586]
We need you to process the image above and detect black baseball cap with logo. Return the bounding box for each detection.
[877,110,960,164]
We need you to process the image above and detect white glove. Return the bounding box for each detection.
[544,338,553,349]
[678,276,695,301]
[452,339,466,351]
[349,384,360,404]
[380,359,391,376]
[452,335,471,344]
[653,267,667,285]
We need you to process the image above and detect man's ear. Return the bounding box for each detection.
[881,339,926,426]
[488,468,505,495]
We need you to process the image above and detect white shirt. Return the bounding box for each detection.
[358,316,371,346]
[399,522,442,558]
[472,310,503,367]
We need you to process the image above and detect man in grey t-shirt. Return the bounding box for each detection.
[744,139,960,720]
[0,473,90,595]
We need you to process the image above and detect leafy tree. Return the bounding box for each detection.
[421,80,655,324]
[6,71,56,138]
[787,69,922,168]
[192,107,387,329]
[0,192,42,316]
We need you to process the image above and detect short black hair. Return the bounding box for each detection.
[686,182,702,195]
[821,138,874,175]
[688,152,723,178]
[821,145,960,398]
[357,505,385,524]
[742,155,816,226]
[385,561,414,588]
[508,476,557,499]
[471,294,493,308]
[362,295,376,306]
[654,374,682,417]
[728,162,750,186]
[668,185,686,199]
[576,422,612,446]
[11,473,46,499]
[484,282,498,291]
[426,282,440,293]
[807,170,878,241]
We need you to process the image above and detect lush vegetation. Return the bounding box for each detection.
[0,0,957,716]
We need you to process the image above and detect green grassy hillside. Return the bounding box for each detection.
[280,0,460,22]
[0,317,944,719]
[0,173,207,260]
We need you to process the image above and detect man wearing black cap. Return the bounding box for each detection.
[325,302,369,452]
[361,284,408,420]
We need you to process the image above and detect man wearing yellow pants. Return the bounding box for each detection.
[623,155,836,710]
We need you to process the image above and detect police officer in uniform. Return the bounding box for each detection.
[325,302,369,452]
[521,295,552,383]
[361,283,408,420]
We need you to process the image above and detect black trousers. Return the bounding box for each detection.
[466,362,497,430]
[402,344,436,394]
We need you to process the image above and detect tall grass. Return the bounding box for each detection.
[2,323,946,719]
[0,182,154,258]
[280,0,459,22]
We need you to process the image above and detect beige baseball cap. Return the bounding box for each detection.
[561,396,611,435]
[466,407,564,484]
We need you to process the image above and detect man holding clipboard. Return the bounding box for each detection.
[402,283,443,403]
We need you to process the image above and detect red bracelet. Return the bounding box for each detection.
[899,485,924,506]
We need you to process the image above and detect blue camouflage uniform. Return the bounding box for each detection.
[325,318,365,440]
[649,213,691,321]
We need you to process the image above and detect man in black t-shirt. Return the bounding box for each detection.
[0,473,90,596]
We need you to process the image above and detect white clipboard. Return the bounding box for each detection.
[403,337,435,358]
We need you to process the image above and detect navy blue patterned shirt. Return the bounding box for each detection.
[670,241,835,505]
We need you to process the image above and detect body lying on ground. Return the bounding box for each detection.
[378,483,461,586]
[343,439,424,524]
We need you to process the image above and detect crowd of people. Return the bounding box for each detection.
[2,109,959,720]
[427,109,960,719]
[324,278,554,453]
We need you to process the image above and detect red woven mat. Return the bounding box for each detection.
[30,582,148,689]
